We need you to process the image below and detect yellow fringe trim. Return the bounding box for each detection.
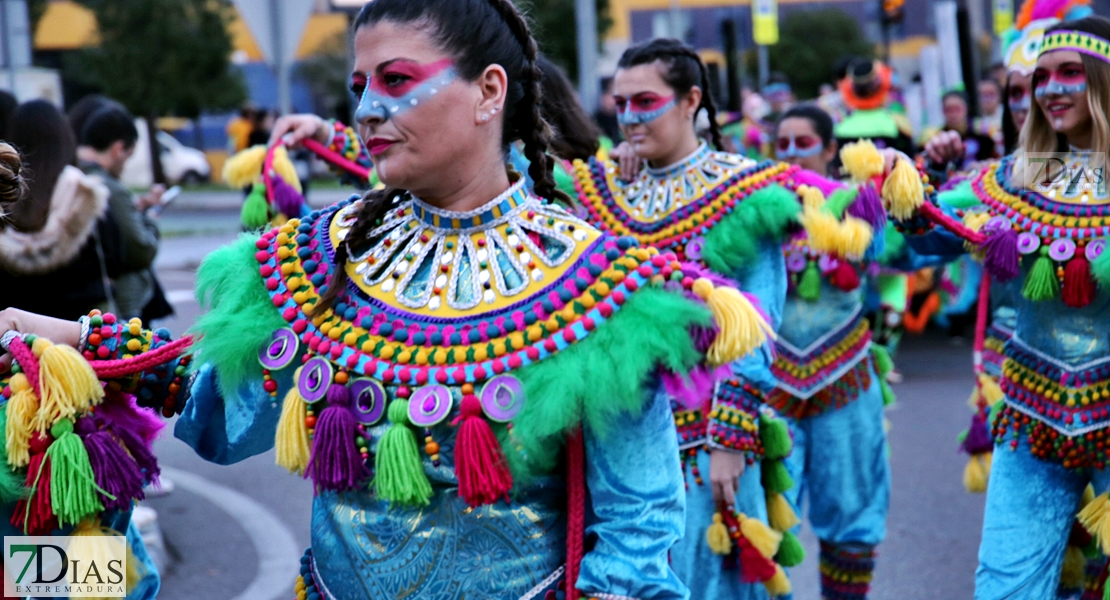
[797,184,826,210]
[881,159,925,220]
[963,453,991,494]
[766,492,800,532]
[271,145,303,193]
[1078,492,1110,554]
[706,512,733,555]
[740,515,783,559]
[275,372,311,476]
[839,140,885,182]
[222,145,266,188]
[5,373,36,467]
[963,211,992,233]
[34,340,104,433]
[764,565,792,597]
[692,278,775,366]
[798,206,874,261]
[1083,484,1096,508]
[71,519,144,598]
[978,374,1004,407]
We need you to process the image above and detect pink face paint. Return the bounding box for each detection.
[1033,62,1087,98]
[353,58,456,122]
[614,92,676,126]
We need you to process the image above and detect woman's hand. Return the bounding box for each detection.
[709,449,747,506]
[0,308,83,371]
[268,114,330,148]
[610,142,643,181]
[924,130,965,166]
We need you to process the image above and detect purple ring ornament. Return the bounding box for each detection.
[785,251,807,273]
[1048,238,1077,262]
[983,215,1012,235]
[408,385,453,427]
[1016,232,1041,255]
[350,378,387,425]
[685,236,706,260]
[818,254,839,273]
[479,375,525,422]
[259,328,299,370]
[1088,239,1107,262]
[298,357,334,402]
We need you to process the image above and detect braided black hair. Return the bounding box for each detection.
[315,0,566,311]
[617,38,724,151]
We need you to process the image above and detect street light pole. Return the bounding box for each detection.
[270,0,291,115]
[575,0,599,112]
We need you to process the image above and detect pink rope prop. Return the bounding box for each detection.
[972,274,991,375]
[564,428,585,600]
[90,336,193,379]
[263,144,277,204]
[918,202,986,245]
[302,138,372,181]
[8,337,41,396]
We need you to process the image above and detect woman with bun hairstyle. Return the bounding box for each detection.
[567,37,918,599]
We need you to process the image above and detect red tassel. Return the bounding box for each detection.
[452,394,513,507]
[12,434,57,535]
[1063,254,1095,308]
[737,535,778,583]
[829,259,861,291]
[564,429,585,600]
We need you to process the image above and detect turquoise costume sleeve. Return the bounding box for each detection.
[897,186,977,261]
[577,386,687,600]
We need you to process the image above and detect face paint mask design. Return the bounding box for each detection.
[353,59,456,123]
[775,132,823,159]
[1033,64,1087,99]
[1007,90,1032,113]
[615,93,676,126]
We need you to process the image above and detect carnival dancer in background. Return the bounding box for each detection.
[721,93,773,159]
[833,58,916,159]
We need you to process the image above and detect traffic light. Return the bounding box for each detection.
[882,0,904,24]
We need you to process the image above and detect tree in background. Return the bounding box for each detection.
[297,37,351,123]
[760,8,874,100]
[521,0,612,82]
[73,0,246,184]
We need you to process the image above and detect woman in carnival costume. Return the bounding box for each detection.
[566,38,923,599]
[13,0,771,598]
[872,15,1110,597]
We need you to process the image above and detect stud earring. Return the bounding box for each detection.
[481,114,490,122]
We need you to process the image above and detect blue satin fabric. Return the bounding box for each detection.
[783,372,890,545]
[977,440,1110,599]
[726,237,788,394]
[671,453,771,600]
[0,509,160,599]
[779,279,862,350]
[177,364,687,599]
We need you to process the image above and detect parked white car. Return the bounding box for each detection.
[121,119,211,188]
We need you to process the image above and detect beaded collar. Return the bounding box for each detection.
[572,145,797,257]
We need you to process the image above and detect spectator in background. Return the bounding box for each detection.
[226,104,255,152]
[975,78,1006,156]
[78,104,170,322]
[0,90,16,139]
[989,61,1008,92]
[942,90,997,167]
[247,108,275,147]
[593,76,622,142]
[764,72,795,122]
[67,94,112,142]
[0,100,118,318]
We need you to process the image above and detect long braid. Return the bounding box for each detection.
[316,187,405,312]
[674,46,724,151]
[486,0,571,205]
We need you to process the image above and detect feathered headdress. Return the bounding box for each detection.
[1002,0,1093,74]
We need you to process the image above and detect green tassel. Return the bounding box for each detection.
[871,345,893,377]
[759,415,792,461]
[0,407,26,503]
[374,400,432,506]
[775,530,806,567]
[761,459,794,494]
[240,182,270,230]
[47,419,105,526]
[1022,248,1059,301]
[797,261,821,302]
[880,379,897,407]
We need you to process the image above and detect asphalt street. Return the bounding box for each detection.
[144,191,983,600]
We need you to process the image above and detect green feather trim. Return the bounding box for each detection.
[937,179,981,210]
[0,407,26,504]
[776,530,806,567]
[191,234,286,401]
[700,183,800,275]
[823,188,859,218]
[878,222,907,265]
[759,415,792,461]
[511,286,711,473]
[1022,250,1059,301]
[1092,242,1110,287]
[241,183,270,230]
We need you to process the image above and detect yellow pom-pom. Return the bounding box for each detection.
[798,206,842,255]
[275,370,311,476]
[799,185,826,210]
[34,341,104,433]
[766,492,800,532]
[222,145,267,188]
[1078,492,1110,554]
[839,140,885,182]
[1060,544,1086,590]
[706,512,733,555]
[764,565,792,597]
[962,210,992,233]
[271,145,303,193]
[693,278,775,366]
[5,374,36,467]
[977,374,1004,407]
[881,158,925,220]
[838,216,873,260]
[740,515,783,559]
[963,453,989,494]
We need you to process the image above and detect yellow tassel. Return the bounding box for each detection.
[978,374,1004,407]
[966,383,981,410]
[764,565,792,596]
[881,159,925,220]
[706,512,733,555]
[34,340,104,433]
[766,492,800,532]
[275,374,311,475]
[740,515,783,559]
[1077,492,1110,554]
[839,140,885,182]
[222,145,266,188]
[798,185,826,210]
[962,211,992,233]
[70,519,144,599]
[5,373,36,467]
[1060,544,1086,590]
[963,453,988,494]
[1083,484,1096,508]
[798,206,842,255]
[270,145,303,193]
[838,216,874,260]
[692,278,775,366]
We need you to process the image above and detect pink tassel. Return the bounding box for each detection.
[829,259,861,291]
[979,226,1021,282]
[452,394,513,507]
[1063,254,1095,308]
[305,384,368,492]
[663,364,731,410]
